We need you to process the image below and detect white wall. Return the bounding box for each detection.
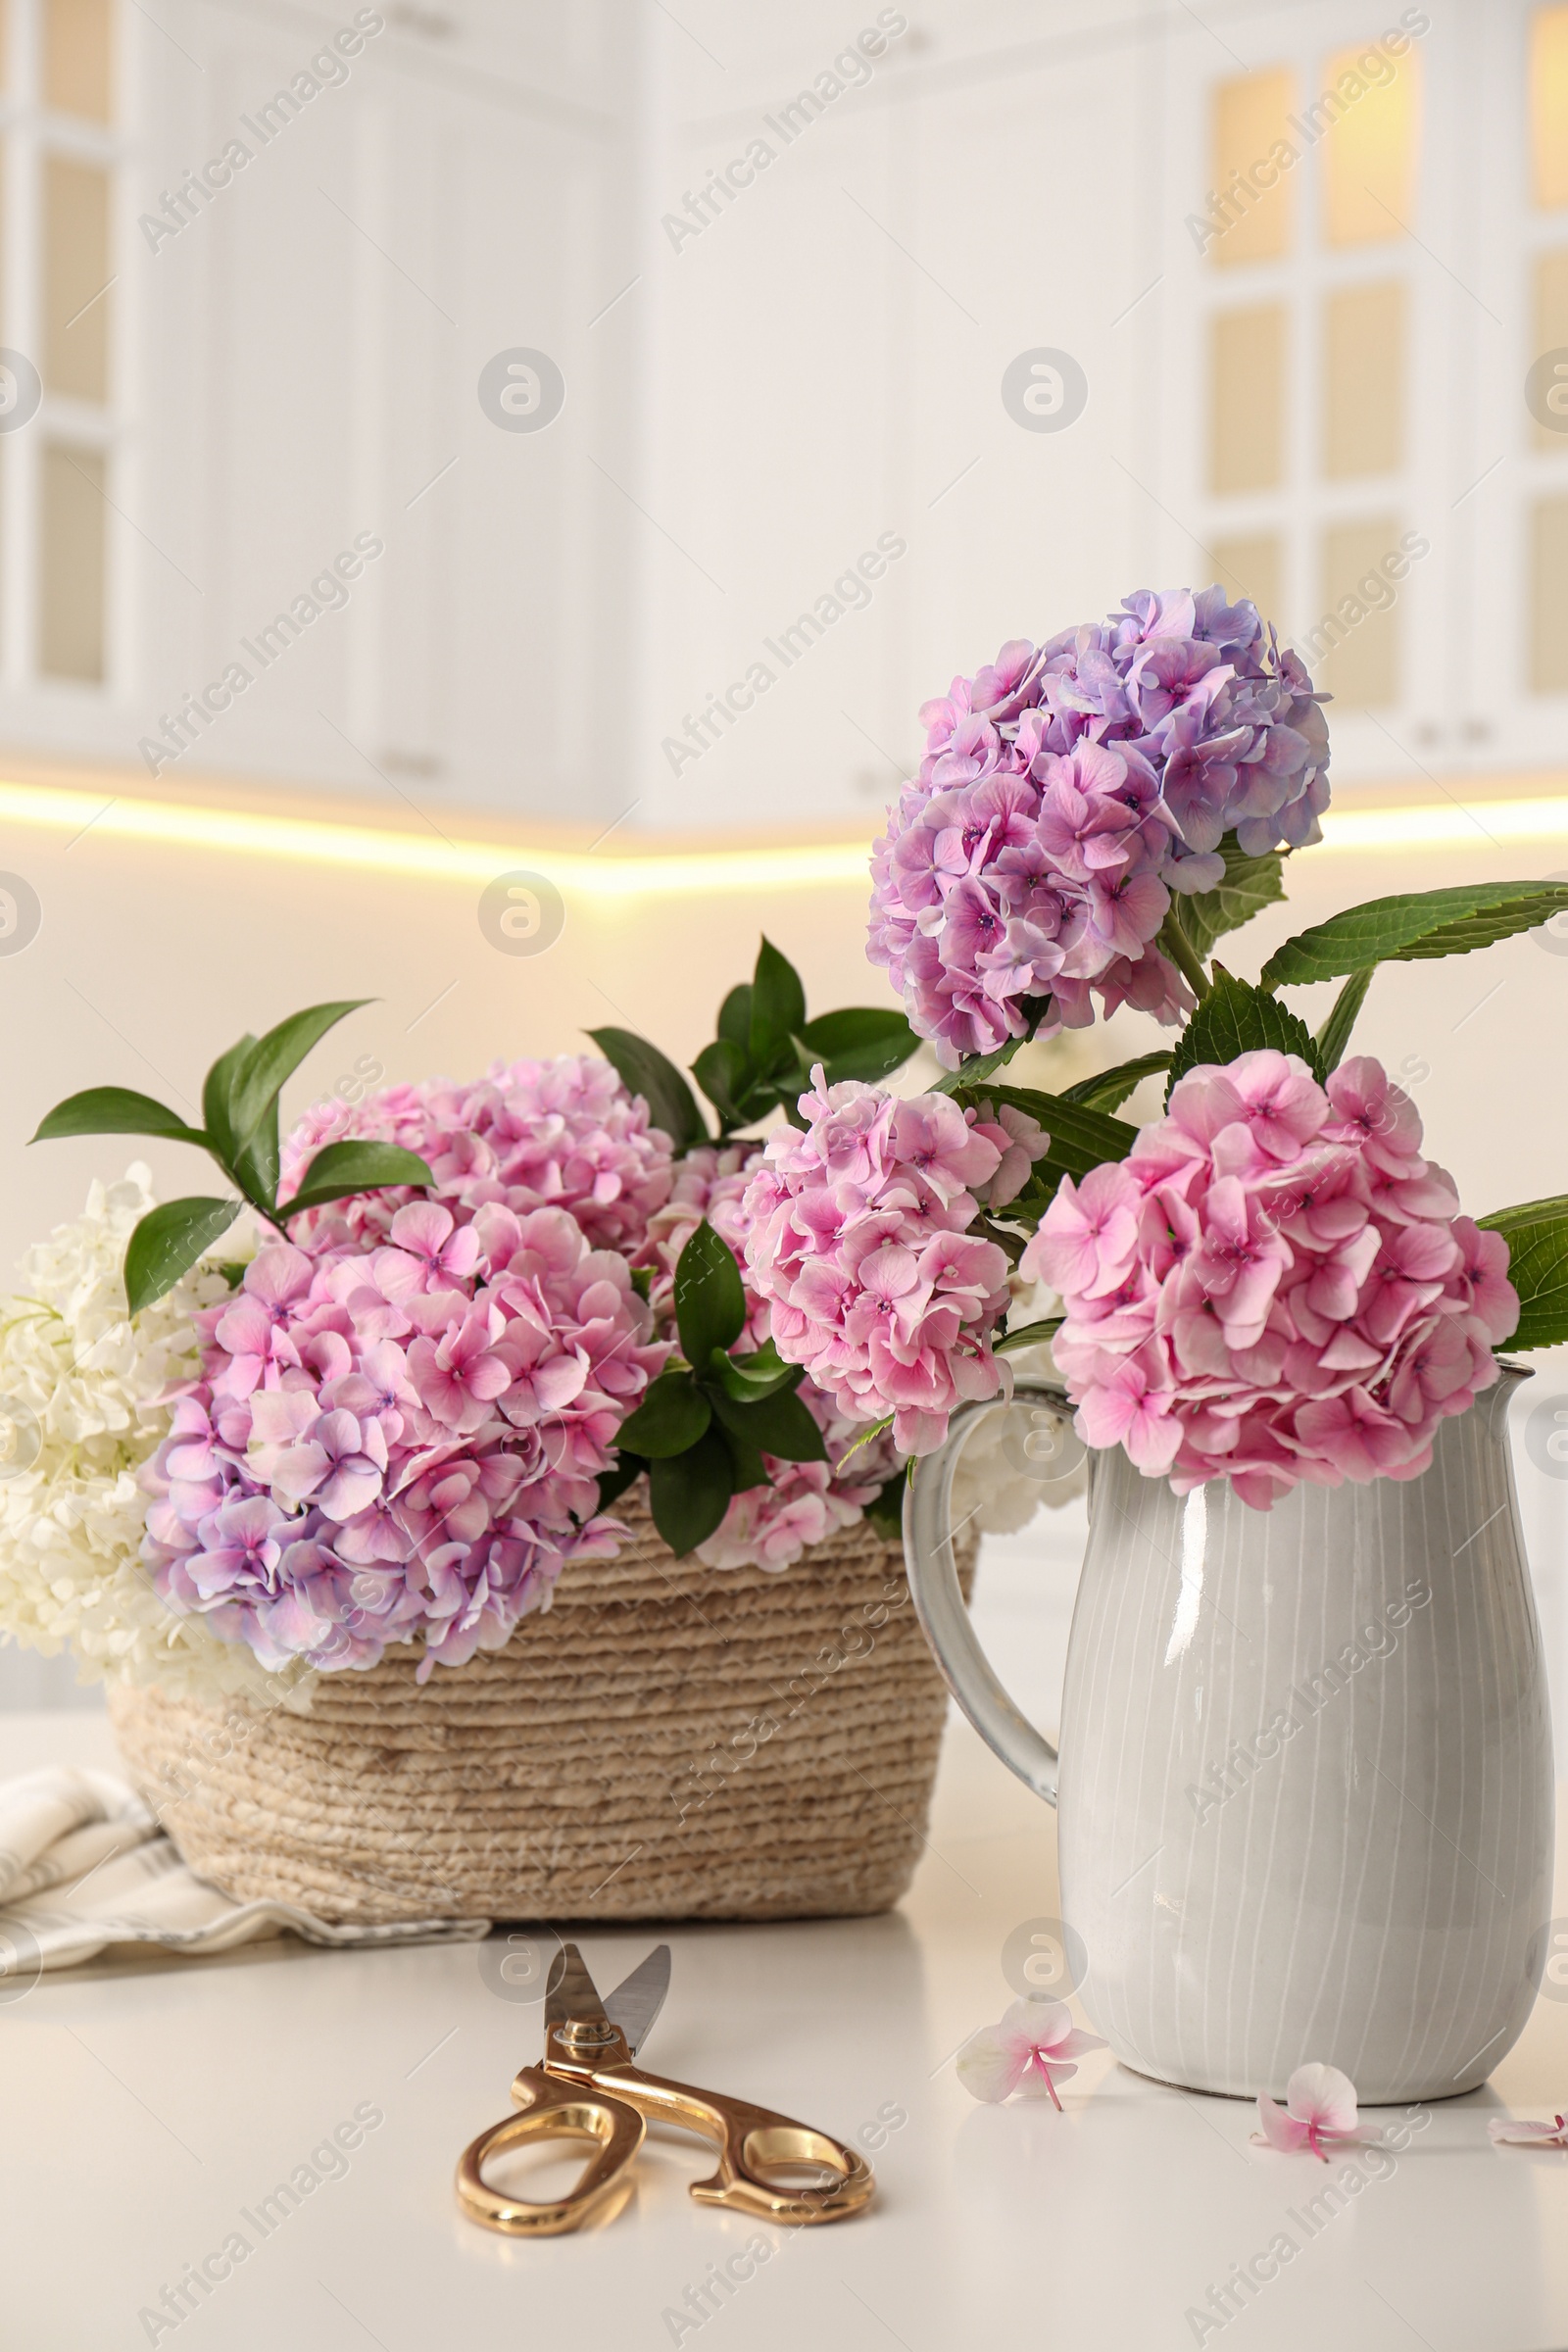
[9,0,1561,835]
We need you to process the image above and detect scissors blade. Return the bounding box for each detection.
[546,1942,611,2036]
[602,1944,671,2058]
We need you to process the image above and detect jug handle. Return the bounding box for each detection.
[904,1376,1080,1809]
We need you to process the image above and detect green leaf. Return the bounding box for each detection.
[123,1197,241,1315]
[797,1005,920,1085]
[284,1141,434,1218]
[1477,1199,1567,1349]
[228,1001,371,1152]
[586,1026,709,1152]
[613,1370,712,1458]
[202,1032,257,1168]
[1059,1053,1173,1114]
[1478,1196,1568,1350]
[709,1340,802,1402]
[648,1427,734,1554]
[956,1083,1137,1184]
[931,1004,1053,1097]
[1180,845,1287,961]
[691,1038,750,1131]
[1479,1193,1568,1235]
[749,937,808,1065]
[1260,883,1568,989]
[714,1420,771,1495]
[709,1385,827,1463]
[232,1095,280,1211]
[596,1453,647,1511]
[996,1316,1064,1354]
[673,1221,748,1367]
[30,1087,207,1150]
[1165,969,1324,1099]
[1315,967,1375,1074]
[716,984,753,1050]
[932,1047,1014,1097]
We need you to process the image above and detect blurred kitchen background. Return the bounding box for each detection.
[6,0,1568,1754]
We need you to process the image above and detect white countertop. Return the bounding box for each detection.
[5,1696,1568,2352]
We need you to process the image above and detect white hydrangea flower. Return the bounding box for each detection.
[0,1165,308,1707]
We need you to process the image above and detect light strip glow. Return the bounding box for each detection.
[3,777,1568,891]
[0,779,868,896]
[1313,797,1568,855]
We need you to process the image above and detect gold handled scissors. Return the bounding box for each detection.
[456,1941,875,2236]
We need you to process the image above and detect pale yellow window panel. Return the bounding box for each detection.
[40,443,105,682]
[1532,496,1568,692]
[1323,281,1404,478]
[45,0,112,122]
[43,157,109,402]
[1533,4,1568,210]
[1210,534,1282,631]
[1310,517,1401,706]
[1209,69,1295,266]
[1209,306,1285,494]
[1321,43,1419,247]
[1534,249,1568,449]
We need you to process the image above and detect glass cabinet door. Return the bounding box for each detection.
[1149,0,1483,800]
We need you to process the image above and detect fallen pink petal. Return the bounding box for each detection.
[1250,2062,1384,2161]
[1490,2114,1568,2147]
[956,1995,1107,2111]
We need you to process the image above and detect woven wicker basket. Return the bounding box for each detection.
[108,1499,971,1925]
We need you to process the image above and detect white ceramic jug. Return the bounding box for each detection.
[904,1370,1554,2101]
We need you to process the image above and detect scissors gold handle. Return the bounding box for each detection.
[458,2055,872,2236]
[457,1943,874,2238]
[590,2054,873,2227]
[456,2067,648,2237]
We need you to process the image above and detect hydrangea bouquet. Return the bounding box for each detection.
[728,584,1567,1514]
[9,583,1568,1699]
[4,956,924,1691]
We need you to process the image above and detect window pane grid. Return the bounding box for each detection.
[1199,55,1418,713]
[0,0,118,691]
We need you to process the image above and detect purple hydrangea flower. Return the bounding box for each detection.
[141,1206,668,1680]
[868,587,1329,1066]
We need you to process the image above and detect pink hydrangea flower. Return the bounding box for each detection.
[141,1210,668,1679]
[1252,2063,1383,2160]
[696,1469,860,1571]
[281,1053,675,1254]
[640,1143,901,1568]
[956,1996,1108,2109]
[868,589,1328,1064]
[743,1074,1026,1455]
[1022,1052,1516,1509]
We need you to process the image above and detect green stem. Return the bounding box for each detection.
[216,1155,286,1233]
[1160,906,1211,1004]
[1313,966,1374,1074]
